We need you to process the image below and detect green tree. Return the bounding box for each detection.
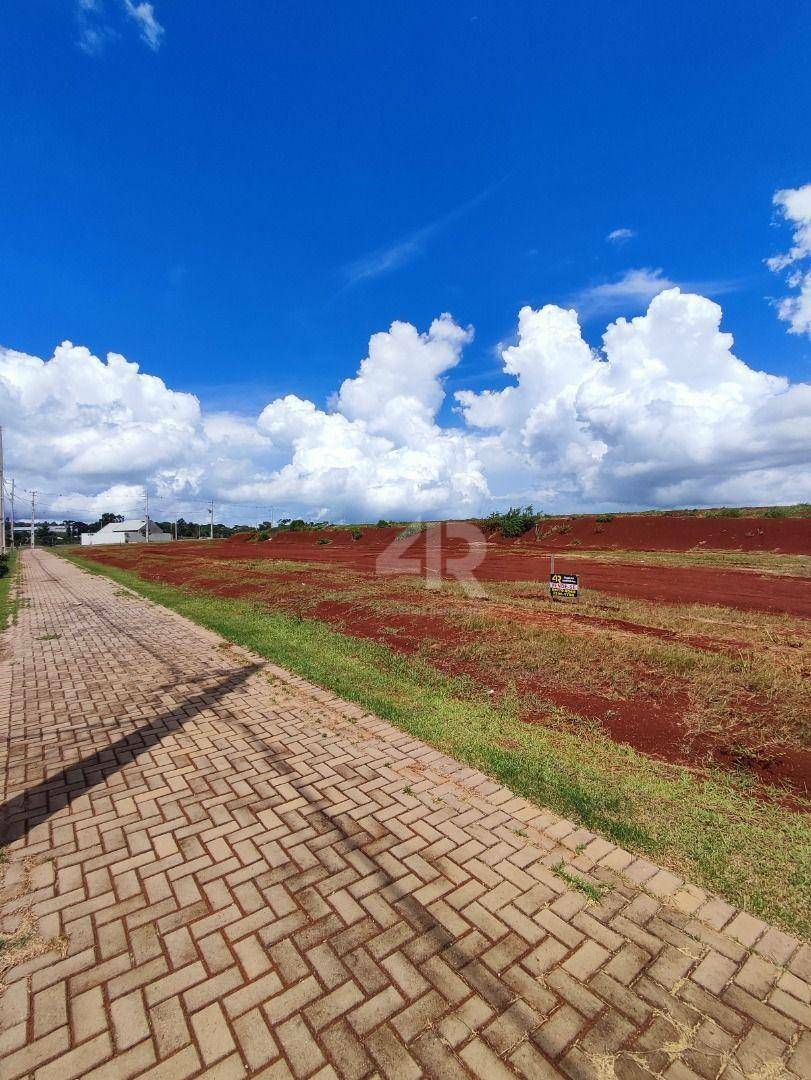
[92,512,124,533]
[35,522,56,547]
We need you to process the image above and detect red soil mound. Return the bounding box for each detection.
[527,514,811,554]
[229,513,811,554]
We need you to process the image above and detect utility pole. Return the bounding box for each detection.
[209,499,215,540]
[0,426,5,555]
[173,518,178,542]
[144,488,150,544]
[9,478,15,549]
[30,491,37,548]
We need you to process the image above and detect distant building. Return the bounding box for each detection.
[14,522,69,535]
[81,519,172,546]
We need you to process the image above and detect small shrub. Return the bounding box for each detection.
[718,508,742,518]
[349,527,363,540]
[316,537,331,546]
[376,519,391,528]
[483,505,541,538]
[397,522,427,540]
[595,514,614,523]
[763,507,788,518]
[275,518,330,532]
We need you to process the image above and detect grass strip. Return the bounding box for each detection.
[0,550,20,631]
[60,551,811,936]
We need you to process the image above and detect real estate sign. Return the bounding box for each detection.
[550,572,579,599]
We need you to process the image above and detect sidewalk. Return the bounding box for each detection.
[0,549,808,1078]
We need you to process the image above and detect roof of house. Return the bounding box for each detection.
[93,519,167,536]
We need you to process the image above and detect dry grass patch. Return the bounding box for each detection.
[448,599,809,750]
[552,547,811,578]
[0,853,69,990]
[0,911,68,983]
[329,575,810,752]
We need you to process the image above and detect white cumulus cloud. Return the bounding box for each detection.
[50,484,148,518]
[2,289,810,523]
[255,316,487,518]
[335,314,473,442]
[457,288,811,509]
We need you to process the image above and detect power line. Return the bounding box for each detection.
[13,486,280,513]
[7,480,290,528]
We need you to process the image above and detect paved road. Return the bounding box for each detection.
[0,549,808,1079]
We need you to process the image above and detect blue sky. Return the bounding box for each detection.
[3,2,810,408]
[1,2,810,522]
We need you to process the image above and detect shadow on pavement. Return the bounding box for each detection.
[0,663,260,847]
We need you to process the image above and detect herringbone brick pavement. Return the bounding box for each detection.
[0,549,808,1079]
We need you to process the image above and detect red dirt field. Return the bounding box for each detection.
[306,597,810,797]
[107,521,811,617]
[76,533,811,804]
[240,511,811,553]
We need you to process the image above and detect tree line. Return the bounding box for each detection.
[2,513,255,547]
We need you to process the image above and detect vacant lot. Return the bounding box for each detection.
[186,519,811,613]
[65,516,811,933]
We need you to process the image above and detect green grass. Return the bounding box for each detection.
[60,551,811,936]
[0,931,33,957]
[552,859,610,901]
[0,550,20,631]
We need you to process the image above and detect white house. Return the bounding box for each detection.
[81,519,172,546]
